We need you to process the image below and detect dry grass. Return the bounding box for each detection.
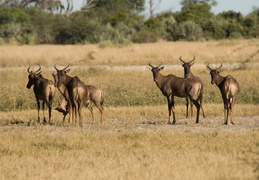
[0,40,259,180]
[0,116,258,180]
[0,39,258,67]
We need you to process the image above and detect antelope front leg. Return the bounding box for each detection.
[36,100,40,123]
[192,100,200,123]
[42,102,46,124]
[185,98,189,118]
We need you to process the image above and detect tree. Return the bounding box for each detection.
[176,3,213,24]
[181,0,217,10]
[91,0,145,15]
[0,0,72,13]
[148,0,162,18]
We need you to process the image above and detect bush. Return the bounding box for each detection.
[229,32,243,39]
[202,17,226,39]
[171,21,203,41]
[131,29,159,43]
[53,13,102,44]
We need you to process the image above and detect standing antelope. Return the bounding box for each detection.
[179,56,205,118]
[54,65,88,125]
[148,63,201,124]
[207,64,240,125]
[52,73,104,124]
[26,66,56,123]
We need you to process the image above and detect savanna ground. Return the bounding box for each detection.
[0,40,258,179]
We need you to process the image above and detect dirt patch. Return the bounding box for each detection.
[0,116,258,134]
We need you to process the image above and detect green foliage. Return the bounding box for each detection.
[0,8,29,24]
[169,21,203,41]
[0,1,257,44]
[132,29,159,43]
[176,3,213,24]
[202,17,226,39]
[53,12,102,44]
[181,0,217,10]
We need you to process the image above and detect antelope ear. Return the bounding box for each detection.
[218,69,223,73]
[159,66,164,71]
[205,69,210,74]
[36,71,42,76]
[65,69,70,73]
[190,62,195,66]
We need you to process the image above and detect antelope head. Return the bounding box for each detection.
[26,65,42,89]
[179,56,195,76]
[207,63,222,84]
[148,62,164,81]
[54,64,70,87]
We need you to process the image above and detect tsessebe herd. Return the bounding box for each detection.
[26,56,240,126]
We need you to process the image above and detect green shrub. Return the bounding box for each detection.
[131,29,159,43]
[172,21,203,41]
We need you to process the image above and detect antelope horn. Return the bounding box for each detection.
[207,63,212,71]
[216,63,222,70]
[148,63,154,68]
[158,62,163,68]
[179,56,186,64]
[27,66,31,73]
[62,65,70,71]
[35,65,41,73]
[188,55,195,63]
[54,64,59,71]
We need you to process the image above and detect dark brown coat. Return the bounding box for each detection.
[207,63,240,124]
[26,66,55,123]
[149,63,201,124]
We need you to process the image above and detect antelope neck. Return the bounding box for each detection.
[154,72,165,89]
[214,74,225,87]
[63,75,73,86]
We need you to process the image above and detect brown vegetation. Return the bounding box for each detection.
[0,40,258,179]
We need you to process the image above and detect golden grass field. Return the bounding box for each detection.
[0,40,258,179]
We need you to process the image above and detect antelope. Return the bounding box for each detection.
[52,73,104,124]
[54,65,87,125]
[148,63,201,124]
[207,63,240,125]
[26,65,56,123]
[179,56,205,118]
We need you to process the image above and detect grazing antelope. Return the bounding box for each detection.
[26,66,56,123]
[207,63,240,125]
[179,56,205,118]
[54,65,87,125]
[52,73,104,124]
[148,63,201,124]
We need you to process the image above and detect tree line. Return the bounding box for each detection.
[0,0,258,45]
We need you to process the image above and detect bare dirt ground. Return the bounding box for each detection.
[0,116,258,134]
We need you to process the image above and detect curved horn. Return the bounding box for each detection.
[216,63,222,70]
[54,64,59,71]
[35,65,41,73]
[188,55,195,63]
[207,63,212,71]
[148,63,154,68]
[179,56,186,64]
[62,65,70,71]
[27,66,31,73]
[158,62,163,68]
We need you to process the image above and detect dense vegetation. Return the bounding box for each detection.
[0,0,258,45]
